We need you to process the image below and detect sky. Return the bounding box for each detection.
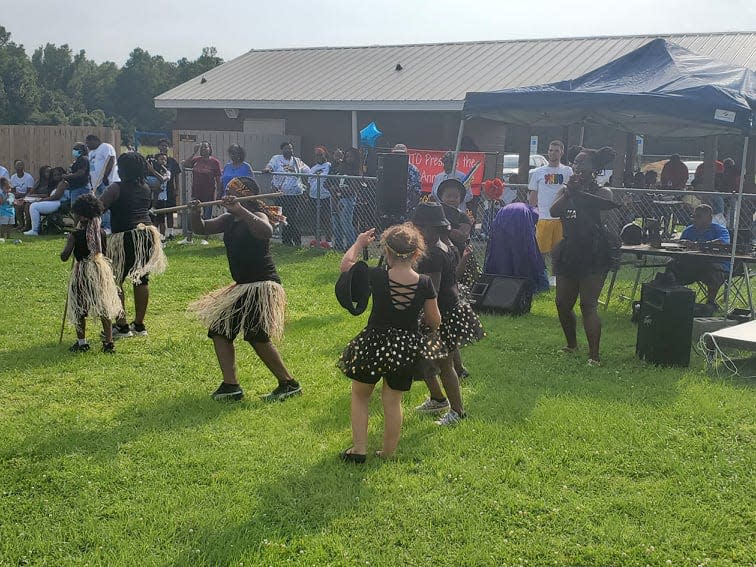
[2,0,755,65]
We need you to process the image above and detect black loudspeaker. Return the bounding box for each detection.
[376,153,408,220]
[470,274,533,315]
[636,282,695,367]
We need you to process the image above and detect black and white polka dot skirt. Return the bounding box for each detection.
[439,302,485,351]
[337,327,446,390]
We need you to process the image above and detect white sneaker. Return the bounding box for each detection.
[415,397,450,414]
[435,409,465,426]
[549,276,557,287]
[200,239,209,245]
[22,230,39,236]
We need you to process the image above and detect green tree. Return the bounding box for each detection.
[0,26,40,123]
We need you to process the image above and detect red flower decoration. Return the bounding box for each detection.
[483,178,505,200]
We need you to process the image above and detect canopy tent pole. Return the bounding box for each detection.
[452,116,466,172]
[724,136,749,317]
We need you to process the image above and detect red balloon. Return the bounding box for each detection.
[483,178,505,200]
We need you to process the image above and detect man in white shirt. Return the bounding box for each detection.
[10,160,34,196]
[262,142,310,246]
[528,140,573,286]
[86,134,120,232]
[431,152,472,212]
[10,160,35,228]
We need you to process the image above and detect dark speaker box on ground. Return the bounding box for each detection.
[636,282,695,367]
[470,274,533,315]
[376,153,408,219]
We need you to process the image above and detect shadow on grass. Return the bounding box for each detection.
[1,393,246,462]
[458,309,686,424]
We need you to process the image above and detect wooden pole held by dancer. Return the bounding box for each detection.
[59,259,75,344]
[149,192,284,216]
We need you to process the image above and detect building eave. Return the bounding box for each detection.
[154,99,464,112]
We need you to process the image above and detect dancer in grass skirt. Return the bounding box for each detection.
[413,202,484,426]
[188,176,301,402]
[338,224,443,463]
[100,152,167,339]
[61,193,122,353]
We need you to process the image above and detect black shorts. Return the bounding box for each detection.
[121,230,150,286]
[207,293,271,344]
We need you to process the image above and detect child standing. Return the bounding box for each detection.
[338,225,443,462]
[412,203,484,426]
[0,178,15,239]
[147,153,172,240]
[60,194,122,353]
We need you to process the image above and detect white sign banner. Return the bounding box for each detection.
[714,109,736,123]
[530,135,538,154]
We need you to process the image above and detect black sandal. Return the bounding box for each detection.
[340,448,366,464]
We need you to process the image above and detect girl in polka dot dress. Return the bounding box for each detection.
[337,224,443,463]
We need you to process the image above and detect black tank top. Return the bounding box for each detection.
[223,217,280,284]
[366,268,436,330]
[109,182,153,234]
[72,228,107,261]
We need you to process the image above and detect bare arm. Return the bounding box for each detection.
[549,186,570,218]
[224,197,273,240]
[60,233,75,261]
[189,201,230,235]
[340,228,375,272]
[98,183,120,211]
[528,190,538,208]
[44,180,69,202]
[103,155,115,180]
[422,297,441,331]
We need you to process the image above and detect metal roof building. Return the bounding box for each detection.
[156,32,756,168]
[155,32,756,112]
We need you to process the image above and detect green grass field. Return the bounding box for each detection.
[1,237,754,566]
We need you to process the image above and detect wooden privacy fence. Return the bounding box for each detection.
[0,126,121,180]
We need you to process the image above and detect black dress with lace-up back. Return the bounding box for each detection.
[337,266,445,391]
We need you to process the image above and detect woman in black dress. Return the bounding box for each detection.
[550,146,618,365]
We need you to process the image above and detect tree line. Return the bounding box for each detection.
[0,26,222,142]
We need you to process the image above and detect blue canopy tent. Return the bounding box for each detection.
[457,38,756,313]
[462,38,755,137]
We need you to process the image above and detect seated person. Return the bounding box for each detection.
[666,204,730,305]
[484,202,548,292]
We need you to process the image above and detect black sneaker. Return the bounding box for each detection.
[261,380,302,402]
[129,322,148,337]
[211,382,244,401]
[102,342,116,354]
[68,342,90,353]
[109,324,133,340]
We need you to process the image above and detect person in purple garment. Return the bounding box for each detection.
[484,203,549,292]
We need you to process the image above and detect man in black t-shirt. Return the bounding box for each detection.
[158,138,182,240]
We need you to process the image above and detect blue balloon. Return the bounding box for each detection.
[359,122,383,148]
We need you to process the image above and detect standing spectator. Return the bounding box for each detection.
[180,140,222,245]
[331,147,360,251]
[308,146,332,248]
[431,152,472,211]
[157,138,182,240]
[0,178,14,238]
[660,154,689,190]
[221,144,254,195]
[263,142,310,246]
[64,143,92,205]
[147,154,171,240]
[0,163,9,180]
[86,134,120,233]
[528,140,573,287]
[392,144,422,214]
[644,170,658,189]
[10,160,35,227]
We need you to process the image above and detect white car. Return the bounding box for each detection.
[502,154,548,183]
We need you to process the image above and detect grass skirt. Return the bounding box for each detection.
[108,224,167,285]
[188,281,286,342]
[66,254,122,324]
[338,326,446,383]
